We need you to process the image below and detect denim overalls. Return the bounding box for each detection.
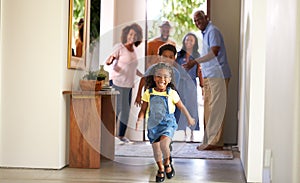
[147,88,178,143]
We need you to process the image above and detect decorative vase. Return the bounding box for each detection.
[97,65,109,86]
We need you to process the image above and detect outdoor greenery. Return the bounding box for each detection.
[148,0,205,46]
[90,0,101,44]
[72,0,100,45]
[72,0,85,34]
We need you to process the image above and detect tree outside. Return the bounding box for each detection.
[72,0,85,35]
[147,0,206,47]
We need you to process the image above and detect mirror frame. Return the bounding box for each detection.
[67,0,89,70]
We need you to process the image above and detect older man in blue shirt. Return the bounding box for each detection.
[183,10,231,150]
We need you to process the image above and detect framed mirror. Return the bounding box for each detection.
[67,0,88,69]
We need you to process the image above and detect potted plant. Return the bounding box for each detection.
[97,73,106,81]
[80,70,105,91]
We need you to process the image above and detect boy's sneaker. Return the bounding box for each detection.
[119,137,134,144]
[115,137,125,145]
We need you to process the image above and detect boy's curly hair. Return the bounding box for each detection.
[158,43,177,56]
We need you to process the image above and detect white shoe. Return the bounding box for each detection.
[119,137,134,144]
[115,137,125,145]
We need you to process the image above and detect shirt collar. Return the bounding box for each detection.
[202,21,212,35]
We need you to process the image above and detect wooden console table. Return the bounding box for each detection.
[63,90,119,168]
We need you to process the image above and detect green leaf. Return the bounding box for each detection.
[156,0,204,44]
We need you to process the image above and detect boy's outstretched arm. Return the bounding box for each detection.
[136,101,148,130]
[175,100,195,127]
[134,77,146,107]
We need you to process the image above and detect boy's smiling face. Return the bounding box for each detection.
[160,50,175,65]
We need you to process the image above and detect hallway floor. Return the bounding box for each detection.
[0,151,246,183]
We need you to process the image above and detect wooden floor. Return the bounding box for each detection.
[0,150,246,183]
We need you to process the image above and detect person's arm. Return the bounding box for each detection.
[106,44,121,65]
[135,101,148,130]
[106,55,115,65]
[197,64,204,88]
[75,39,83,57]
[134,77,145,107]
[183,46,220,70]
[175,100,195,127]
[136,69,144,77]
[195,46,219,63]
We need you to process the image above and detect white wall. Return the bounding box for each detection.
[295,3,300,182]
[99,0,115,66]
[0,1,2,161]
[238,0,266,181]
[239,0,300,182]
[248,0,266,181]
[238,0,250,179]
[264,0,299,182]
[0,0,73,168]
[210,0,241,145]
